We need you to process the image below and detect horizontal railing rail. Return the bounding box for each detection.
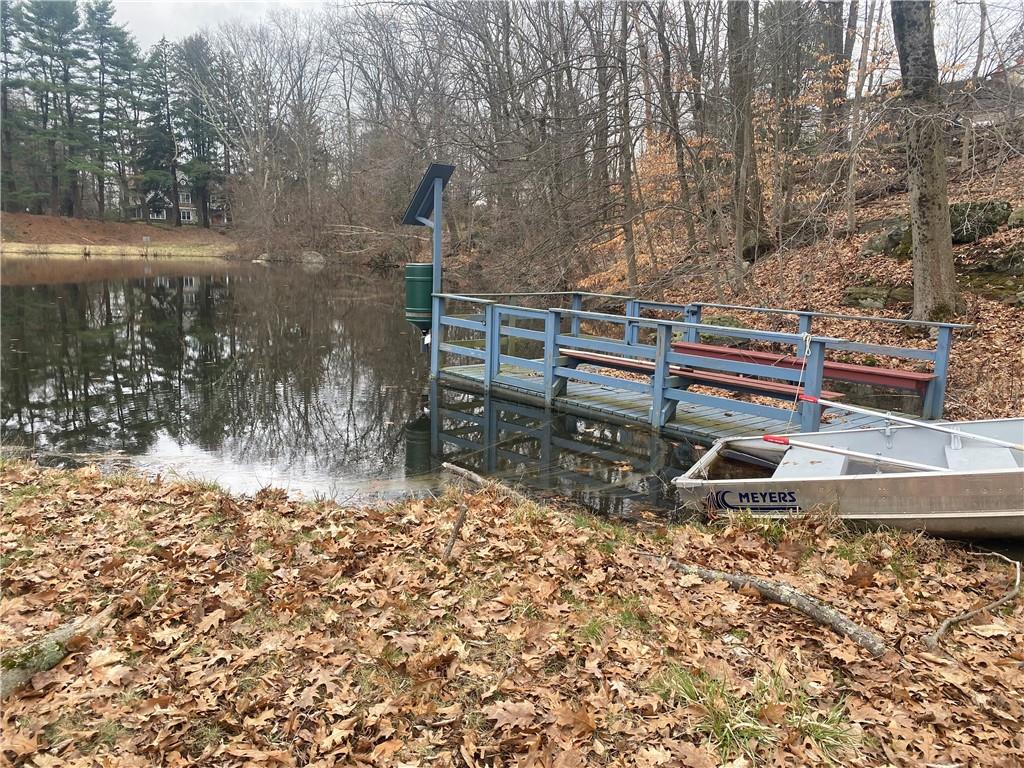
[431,291,962,429]
[627,298,962,418]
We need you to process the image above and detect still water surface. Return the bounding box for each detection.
[2,257,692,516]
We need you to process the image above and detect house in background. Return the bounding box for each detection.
[128,173,229,227]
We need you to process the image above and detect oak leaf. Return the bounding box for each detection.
[482,699,537,729]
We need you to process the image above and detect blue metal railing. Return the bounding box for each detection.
[431,292,965,430]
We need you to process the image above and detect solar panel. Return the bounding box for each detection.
[401,163,456,226]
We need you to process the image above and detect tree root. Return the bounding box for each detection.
[636,550,889,657]
[1,601,121,700]
[922,551,1021,652]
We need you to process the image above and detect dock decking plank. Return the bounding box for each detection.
[438,362,890,444]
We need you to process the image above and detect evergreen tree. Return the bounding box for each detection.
[83,0,129,218]
[17,0,88,217]
[177,33,219,227]
[1,0,20,211]
[138,37,180,225]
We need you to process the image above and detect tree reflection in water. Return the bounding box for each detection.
[2,260,429,496]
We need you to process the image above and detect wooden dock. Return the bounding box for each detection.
[439,362,883,443]
[429,292,967,445]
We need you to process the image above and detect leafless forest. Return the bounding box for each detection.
[3,1,1022,315]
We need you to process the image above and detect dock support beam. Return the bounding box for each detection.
[650,324,677,429]
[684,304,702,343]
[484,303,498,389]
[430,294,443,378]
[923,326,953,420]
[799,339,827,432]
[544,310,565,407]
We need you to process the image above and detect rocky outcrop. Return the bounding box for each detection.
[949,201,1012,243]
[841,286,890,309]
[1007,207,1024,229]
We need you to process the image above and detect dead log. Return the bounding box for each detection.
[922,552,1021,651]
[1,601,120,699]
[636,550,888,657]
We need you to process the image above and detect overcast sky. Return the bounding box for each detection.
[113,0,325,48]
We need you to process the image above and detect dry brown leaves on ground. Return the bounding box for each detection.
[2,462,1023,767]
[576,157,1023,420]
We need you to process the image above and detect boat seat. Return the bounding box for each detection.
[772,447,847,479]
[943,445,1018,471]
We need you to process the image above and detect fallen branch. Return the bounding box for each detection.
[636,550,888,658]
[1,601,121,700]
[922,551,1021,652]
[440,462,542,563]
[441,462,536,509]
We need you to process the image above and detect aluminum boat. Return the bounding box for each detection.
[674,405,1024,539]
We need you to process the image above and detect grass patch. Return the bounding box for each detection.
[245,567,272,594]
[651,665,775,757]
[2,483,43,512]
[616,597,652,632]
[187,722,229,756]
[650,664,856,761]
[578,616,609,644]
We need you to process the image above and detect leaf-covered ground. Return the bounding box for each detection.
[2,462,1022,767]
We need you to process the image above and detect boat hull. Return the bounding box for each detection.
[677,468,1024,539]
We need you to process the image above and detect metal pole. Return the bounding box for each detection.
[432,177,443,296]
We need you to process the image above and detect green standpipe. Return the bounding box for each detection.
[404,263,433,333]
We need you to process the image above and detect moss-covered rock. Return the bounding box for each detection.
[694,314,751,347]
[1007,207,1024,229]
[859,221,910,259]
[949,201,1012,243]
[841,286,889,309]
[887,285,914,305]
[741,230,773,263]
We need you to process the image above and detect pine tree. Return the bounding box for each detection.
[1,0,19,212]
[17,0,88,217]
[138,37,180,225]
[177,33,220,228]
[84,0,129,218]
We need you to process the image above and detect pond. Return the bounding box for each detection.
[1,256,693,517]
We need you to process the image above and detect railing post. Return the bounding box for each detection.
[570,293,583,337]
[796,313,812,357]
[923,326,954,420]
[650,323,670,430]
[543,309,564,406]
[624,299,640,345]
[430,294,443,378]
[483,303,498,390]
[684,303,702,343]
[799,338,826,432]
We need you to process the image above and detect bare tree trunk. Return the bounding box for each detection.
[891,0,959,320]
[961,0,986,172]
[619,1,639,290]
[845,0,875,231]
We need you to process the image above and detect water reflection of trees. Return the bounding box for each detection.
[1,266,428,478]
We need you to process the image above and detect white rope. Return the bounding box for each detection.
[786,332,814,428]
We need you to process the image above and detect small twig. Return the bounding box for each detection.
[922,551,1021,651]
[440,462,541,563]
[636,550,889,657]
[442,502,470,563]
